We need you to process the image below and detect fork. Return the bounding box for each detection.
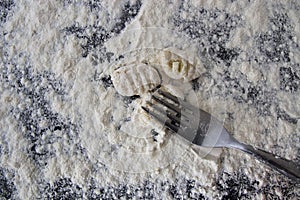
[141,89,300,182]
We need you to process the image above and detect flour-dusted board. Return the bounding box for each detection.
[0,0,299,199]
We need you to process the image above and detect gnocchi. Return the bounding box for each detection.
[111,63,161,96]
[159,50,201,82]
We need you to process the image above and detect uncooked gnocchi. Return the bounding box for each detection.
[111,63,161,96]
[159,51,200,82]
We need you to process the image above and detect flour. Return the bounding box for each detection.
[1,0,299,199]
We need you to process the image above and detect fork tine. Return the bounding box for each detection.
[157,89,179,104]
[166,111,181,125]
[146,101,181,125]
[158,89,195,112]
[141,106,179,133]
[152,94,181,114]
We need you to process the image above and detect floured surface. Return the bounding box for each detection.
[0,0,300,199]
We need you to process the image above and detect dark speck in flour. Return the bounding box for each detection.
[63,0,142,58]
[279,66,300,92]
[255,12,293,63]
[0,167,17,199]
[0,0,14,23]
[42,177,83,199]
[122,95,140,107]
[172,5,241,67]
[100,75,113,89]
[276,105,298,124]
[216,170,259,199]
[2,56,81,167]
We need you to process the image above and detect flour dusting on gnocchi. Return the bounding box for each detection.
[111,49,204,97]
[159,50,201,82]
[111,63,161,96]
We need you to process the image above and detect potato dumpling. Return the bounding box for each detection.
[159,51,201,82]
[112,63,161,96]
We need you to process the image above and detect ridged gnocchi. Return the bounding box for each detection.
[159,50,201,82]
[111,63,161,96]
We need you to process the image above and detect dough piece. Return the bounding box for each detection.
[112,63,161,96]
[159,51,201,82]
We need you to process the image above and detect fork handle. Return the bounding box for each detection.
[235,143,300,183]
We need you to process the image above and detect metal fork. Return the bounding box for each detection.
[141,89,300,182]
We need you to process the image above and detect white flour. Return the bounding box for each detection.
[1,0,299,199]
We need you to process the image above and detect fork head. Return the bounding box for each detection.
[142,89,234,148]
[142,89,208,144]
